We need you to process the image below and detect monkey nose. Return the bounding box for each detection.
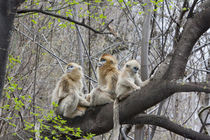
[98,62,103,67]
[67,69,73,73]
[133,68,138,73]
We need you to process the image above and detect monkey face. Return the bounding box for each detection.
[98,54,117,67]
[66,63,82,74]
[125,60,140,74]
[64,63,83,81]
[132,66,139,74]
[98,58,106,67]
[66,65,74,73]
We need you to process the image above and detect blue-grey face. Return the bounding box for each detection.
[98,58,106,67]
[66,65,74,73]
[133,66,139,73]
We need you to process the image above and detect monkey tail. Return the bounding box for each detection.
[112,99,120,140]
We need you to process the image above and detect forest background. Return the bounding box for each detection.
[0,0,210,140]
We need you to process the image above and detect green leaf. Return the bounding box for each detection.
[142,3,147,6]
[31,19,37,24]
[182,7,187,11]
[44,137,50,140]
[59,23,67,28]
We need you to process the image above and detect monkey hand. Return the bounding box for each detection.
[134,86,141,91]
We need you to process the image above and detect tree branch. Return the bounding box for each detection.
[16,9,113,34]
[166,1,210,80]
[127,114,210,140]
[168,81,210,93]
[61,81,174,135]
[187,0,198,18]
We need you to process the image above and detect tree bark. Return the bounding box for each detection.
[128,114,210,140]
[0,0,24,98]
[166,2,210,80]
[137,0,153,139]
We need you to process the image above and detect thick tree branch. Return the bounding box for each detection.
[166,1,210,80]
[168,81,210,93]
[64,81,174,135]
[127,114,210,140]
[16,9,113,34]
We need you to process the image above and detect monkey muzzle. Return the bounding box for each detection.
[133,67,139,73]
[66,68,73,73]
[98,61,105,67]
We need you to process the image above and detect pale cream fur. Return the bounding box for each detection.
[51,63,90,118]
[113,60,142,140]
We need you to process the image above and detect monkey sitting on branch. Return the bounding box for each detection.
[87,54,119,106]
[51,62,90,119]
[112,60,143,140]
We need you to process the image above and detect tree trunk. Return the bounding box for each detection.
[136,0,153,139]
[0,0,24,98]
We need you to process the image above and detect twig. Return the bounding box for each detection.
[198,106,210,134]
[17,8,113,34]
[187,0,199,18]
[41,34,65,73]
[182,94,201,125]
[75,25,97,80]
[14,27,98,83]
[14,27,68,64]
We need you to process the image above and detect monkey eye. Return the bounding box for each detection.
[133,67,139,71]
[126,64,129,67]
[67,65,74,69]
[100,58,106,62]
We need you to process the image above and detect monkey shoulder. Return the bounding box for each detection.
[103,66,118,75]
[58,78,69,93]
[106,68,119,80]
[59,76,78,93]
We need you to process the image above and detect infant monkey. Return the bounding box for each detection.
[116,60,142,100]
[112,60,142,140]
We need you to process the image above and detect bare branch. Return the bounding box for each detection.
[187,0,199,18]
[16,9,113,34]
[166,1,210,80]
[14,27,98,83]
[127,114,210,140]
[168,81,210,93]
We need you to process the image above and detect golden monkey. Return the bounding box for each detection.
[51,63,90,118]
[88,54,119,106]
[112,60,142,140]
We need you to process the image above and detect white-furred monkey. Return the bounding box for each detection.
[112,60,142,140]
[51,62,90,118]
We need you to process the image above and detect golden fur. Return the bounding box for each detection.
[51,63,90,118]
[88,54,119,106]
[97,54,119,97]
